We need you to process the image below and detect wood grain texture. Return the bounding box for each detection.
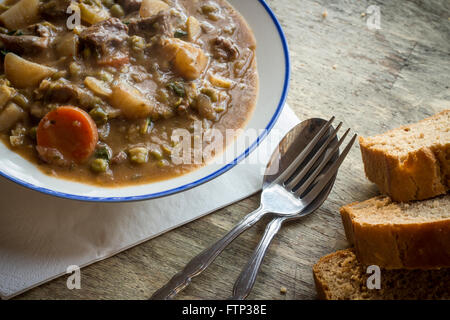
[17,0,450,300]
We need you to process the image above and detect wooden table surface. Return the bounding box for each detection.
[18,0,450,300]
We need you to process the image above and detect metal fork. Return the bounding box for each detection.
[151,117,356,300]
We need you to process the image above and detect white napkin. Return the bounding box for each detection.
[0,105,299,299]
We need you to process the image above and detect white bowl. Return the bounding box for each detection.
[0,0,290,202]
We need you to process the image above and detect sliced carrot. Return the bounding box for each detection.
[37,106,98,164]
[98,54,130,68]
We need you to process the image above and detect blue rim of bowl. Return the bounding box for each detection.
[0,0,291,202]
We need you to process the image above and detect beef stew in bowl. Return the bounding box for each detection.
[0,0,258,186]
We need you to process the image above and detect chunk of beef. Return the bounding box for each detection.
[213,37,239,61]
[80,18,129,66]
[0,23,57,55]
[119,0,142,12]
[0,34,49,54]
[111,151,128,165]
[37,79,98,109]
[40,0,72,19]
[36,146,72,167]
[193,94,217,121]
[80,18,129,53]
[129,11,172,39]
[28,23,58,38]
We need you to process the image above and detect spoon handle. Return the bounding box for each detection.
[150,206,268,300]
[230,217,284,300]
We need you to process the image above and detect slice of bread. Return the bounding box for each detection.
[340,195,450,269]
[359,110,449,202]
[313,249,450,300]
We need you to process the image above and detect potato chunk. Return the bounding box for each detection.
[0,102,24,132]
[209,73,233,88]
[163,38,208,80]
[56,33,79,57]
[5,53,56,88]
[0,0,40,30]
[0,84,14,109]
[140,0,170,18]
[79,3,111,25]
[187,16,202,42]
[110,82,153,119]
[84,77,112,98]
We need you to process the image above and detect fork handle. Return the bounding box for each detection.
[150,206,268,300]
[230,217,284,300]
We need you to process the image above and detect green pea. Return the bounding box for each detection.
[157,159,170,167]
[89,107,108,124]
[90,158,109,173]
[12,93,29,108]
[201,88,218,102]
[150,149,163,160]
[101,0,115,8]
[110,4,125,18]
[128,147,149,164]
[28,126,37,140]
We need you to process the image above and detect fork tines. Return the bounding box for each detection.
[275,117,357,201]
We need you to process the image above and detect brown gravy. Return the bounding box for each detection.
[0,0,258,186]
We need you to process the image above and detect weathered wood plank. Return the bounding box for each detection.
[17,0,450,300]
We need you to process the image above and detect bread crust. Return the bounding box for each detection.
[312,251,340,300]
[313,249,450,300]
[340,199,450,269]
[312,270,330,300]
[359,110,449,202]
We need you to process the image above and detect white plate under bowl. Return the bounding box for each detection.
[0,0,290,202]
